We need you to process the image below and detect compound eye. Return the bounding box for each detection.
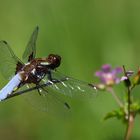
[47,54,61,68]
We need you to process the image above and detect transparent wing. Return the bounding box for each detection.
[22,26,39,62]
[44,70,97,98]
[0,40,23,80]
[20,83,71,114]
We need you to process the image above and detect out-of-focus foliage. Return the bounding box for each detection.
[0,0,140,140]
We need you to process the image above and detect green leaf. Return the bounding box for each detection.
[130,102,140,113]
[104,109,125,121]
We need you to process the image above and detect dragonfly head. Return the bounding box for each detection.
[47,54,61,69]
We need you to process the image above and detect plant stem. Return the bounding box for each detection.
[107,87,123,107]
[122,65,131,116]
[124,86,132,140]
[127,87,131,118]
[124,113,135,140]
[123,65,134,140]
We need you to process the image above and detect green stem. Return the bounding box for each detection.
[124,87,134,140]
[123,65,134,140]
[127,87,131,118]
[107,87,123,107]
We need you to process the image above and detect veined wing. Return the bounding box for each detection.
[0,41,23,80]
[43,70,97,98]
[22,83,71,114]
[22,26,39,62]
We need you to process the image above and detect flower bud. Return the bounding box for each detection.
[133,70,140,85]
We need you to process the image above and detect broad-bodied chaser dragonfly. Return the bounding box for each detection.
[0,27,96,111]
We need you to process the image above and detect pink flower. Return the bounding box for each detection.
[95,64,122,86]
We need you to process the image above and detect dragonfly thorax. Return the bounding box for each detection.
[19,60,48,84]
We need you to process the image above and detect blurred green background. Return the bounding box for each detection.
[0,0,140,139]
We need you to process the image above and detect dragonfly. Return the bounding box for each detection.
[0,26,97,111]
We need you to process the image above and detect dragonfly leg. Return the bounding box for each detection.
[36,84,42,96]
[37,88,41,95]
[47,70,59,82]
[47,70,53,81]
[36,84,49,96]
